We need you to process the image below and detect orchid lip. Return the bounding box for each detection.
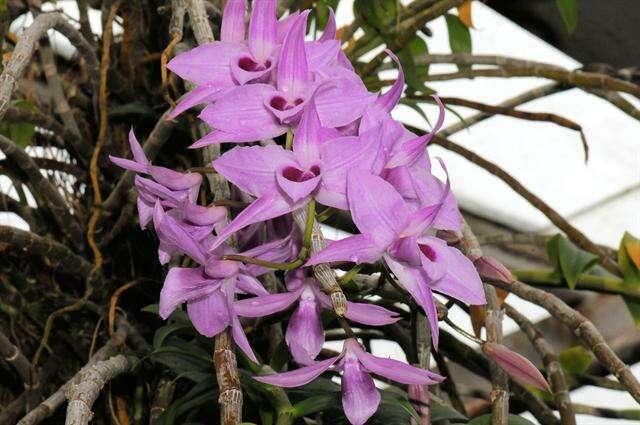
[270,95,304,111]
[281,164,321,182]
[419,243,438,262]
[238,55,272,72]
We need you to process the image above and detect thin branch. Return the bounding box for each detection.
[64,354,134,425]
[505,304,576,425]
[489,279,640,404]
[0,12,99,121]
[0,329,38,395]
[0,135,83,248]
[0,225,92,277]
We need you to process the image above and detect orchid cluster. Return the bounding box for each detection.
[110,1,488,423]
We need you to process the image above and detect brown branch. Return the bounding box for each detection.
[0,12,99,121]
[0,225,92,276]
[64,354,134,425]
[76,0,94,46]
[411,95,589,161]
[587,88,640,121]
[17,323,129,425]
[149,377,176,425]
[504,304,576,425]
[0,329,38,397]
[0,157,86,180]
[490,279,640,404]
[0,135,83,248]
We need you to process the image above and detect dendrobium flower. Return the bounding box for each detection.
[207,99,382,251]
[255,338,444,425]
[234,270,399,364]
[307,169,485,347]
[193,11,375,146]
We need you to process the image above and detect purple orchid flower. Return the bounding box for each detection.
[206,98,382,252]
[234,269,399,364]
[193,12,375,146]
[255,338,444,425]
[307,169,485,347]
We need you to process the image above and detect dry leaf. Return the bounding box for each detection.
[457,1,474,28]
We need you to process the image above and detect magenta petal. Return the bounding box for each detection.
[231,312,258,362]
[168,84,226,119]
[306,234,385,266]
[275,166,321,203]
[341,355,380,425]
[167,41,240,86]
[375,50,404,112]
[292,99,322,167]
[234,288,302,317]
[137,197,153,228]
[276,11,299,43]
[153,202,207,265]
[314,78,376,128]
[306,40,341,72]
[220,0,247,43]
[236,273,269,296]
[109,155,148,173]
[213,145,292,197]
[347,170,408,247]
[198,84,282,134]
[277,11,310,97]
[128,129,149,166]
[318,8,336,41]
[344,302,400,326]
[248,0,276,62]
[159,266,218,319]
[182,200,227,226]
[354,347,444,385]
[208,194,296,252]
[149,166,201,191]
[483,343,550,391]
[255,355,339,387]
[400,204,440,238]
[191,127,287,147]
[230,53,275,85]
[286,292,325,364]
[187,289,230,337]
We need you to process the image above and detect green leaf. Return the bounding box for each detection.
[7,99,37,148]
[357,0,397,33]
[292,394,339,418]
[469,414,536,425]
[555,0,578,33]
[397,35,430,93]
[445,13,472,56]
[380,392,421,422]
[625,300,640,328]
[559,345,593,374]
[546,234,599,289]
[431,399,468,423]
[316,0,339,29]
[153,322,194,349]
[141,303,159,314]
[618,232,640,287]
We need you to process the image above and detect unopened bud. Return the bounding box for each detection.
[483,342,550,391]
[474,256,515,284]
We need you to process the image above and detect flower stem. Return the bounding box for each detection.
[339,264,363,285]
[302,199,316,252]
[284,131,293,150]
[221,255,304,270]
[444,317,484,345]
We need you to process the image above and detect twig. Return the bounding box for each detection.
[0,136,83,247]
[17,324,129,425]
[489,279,640,404]
[161,0,186,104]
[554,403,640,421]
[504,304,575,425]
[76,0,94,46]
[0,329,38,397]
[410,95,589,161]
[149,377,176,425]
[0,225,92,277]
[458,220,509,425]
[413,313,432,424]
[64,354,134,425]
[587,88,640,121]
[108,279,140,338]
[0,12,99,121]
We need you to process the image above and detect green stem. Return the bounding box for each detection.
[285,131,293,150]
[302,199,316,252]
[512,269,637,302]
[339,264,363,285]
[222,254,303,270]
[444,317,483,345]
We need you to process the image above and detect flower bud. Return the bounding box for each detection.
[483,342,550,391]
[474,256,515,284]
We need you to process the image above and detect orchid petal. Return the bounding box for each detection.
[292,99,322,167]
[277,11,309,97]
[352,346,444,385]
[236,273,270,296]
[230,52,275,85]
[483,343,550,391]
[318,8,336,41]
[213,145,292,197]
[254,356,340,387]
[275,166,321,203]
[234,288,302,317]
[128,129,149,166]
[286,294,325,364]
[137,197,153,228]
[168,84,226,119]
[345,302,400,326]
[276,11,300,43]
[208,194,296,252]
[314,78,376,128]
[159,267,219,319]
[220,0,247,43]
[341,355,380,425]
[182,200,227,226]
[191,126,287,147]
[248,0,276,62]
[231,312,258,362]
[198,84,284,136]
[109,155,148,173]
[167,42,240,86]
[187,289,230,337]
[149,166,201,191]
[347,170,408,247]
[153,202,207,265]
[306,40,341,72]
[306,234,385,266]
[375,50,404,112]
